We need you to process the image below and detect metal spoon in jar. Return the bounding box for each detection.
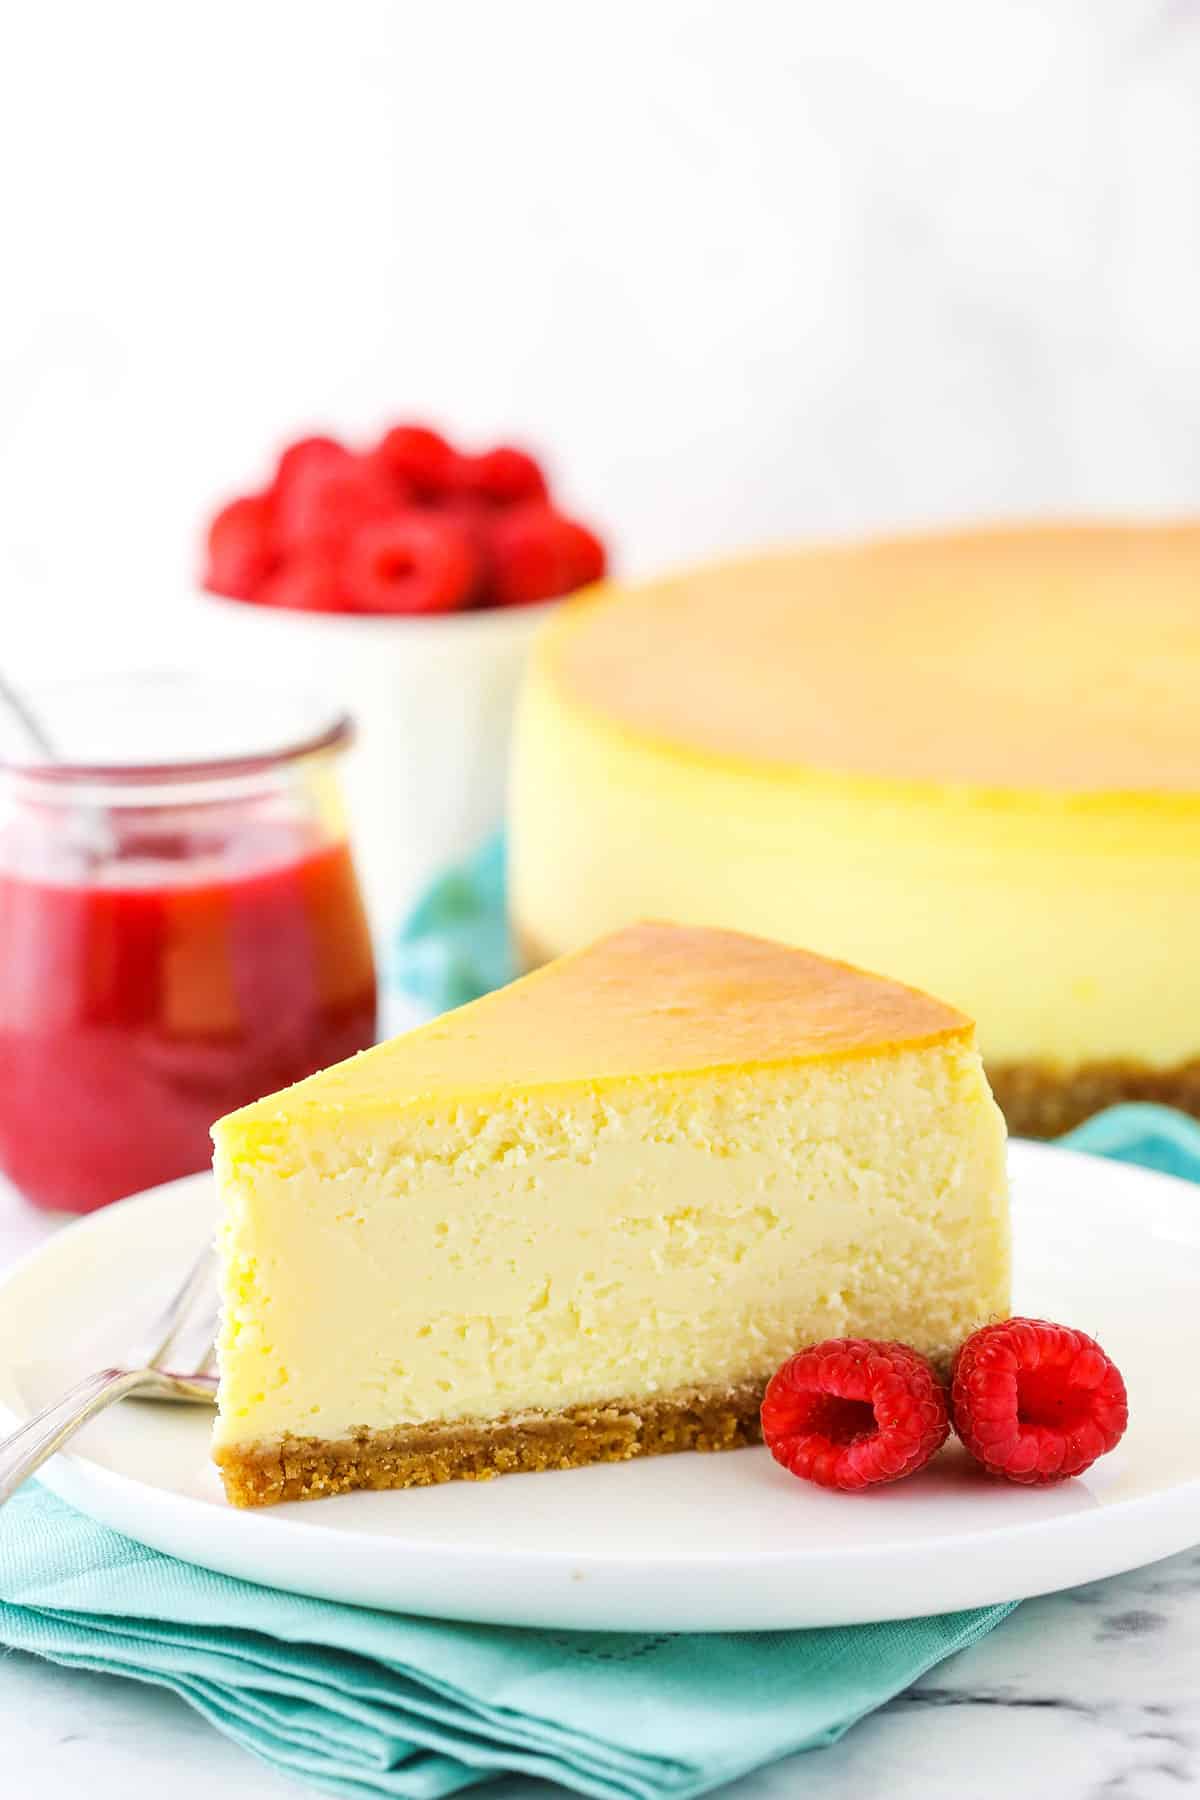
[0,670,58,761]
[0,669,117,860]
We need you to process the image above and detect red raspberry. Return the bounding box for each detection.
[270,435,349,502]
[343,513,478,615]
[425,498,495,600]
[203,494,279,600]
[761,1339,950,1492]
[489,503,607,607]
[371,425,458,503]
[275,452,397,559]
[951,1318,1128,1485]
[258,559,354,615]
[455,445,549,510]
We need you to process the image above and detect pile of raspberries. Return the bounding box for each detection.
[203,425,606,616]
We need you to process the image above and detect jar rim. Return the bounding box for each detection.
[0,671,354,789]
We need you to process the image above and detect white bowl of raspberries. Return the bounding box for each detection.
[199,424,607,940]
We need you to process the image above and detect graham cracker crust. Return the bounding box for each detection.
[216,1381,766,1508]
[987,1059,1200,1138]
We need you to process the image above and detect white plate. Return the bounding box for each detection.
[0,1142,1197,1632]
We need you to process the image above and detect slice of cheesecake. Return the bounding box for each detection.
[212,922,1009,1506]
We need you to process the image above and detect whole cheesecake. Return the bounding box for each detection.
[509,522,1200,1136]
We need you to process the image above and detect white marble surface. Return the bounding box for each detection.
[2,1176,1198,1797]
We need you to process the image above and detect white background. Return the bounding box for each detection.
[4,0,1200,678]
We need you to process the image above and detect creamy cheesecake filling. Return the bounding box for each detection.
[511,665,1200,1071]
[213,1042,1008,1462]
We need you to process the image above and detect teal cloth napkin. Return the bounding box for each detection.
[393,836,515,1013]
[0,1485,1012,1798]
[2,840,1196,1798]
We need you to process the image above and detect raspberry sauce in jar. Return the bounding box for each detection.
[0,676,377,1212]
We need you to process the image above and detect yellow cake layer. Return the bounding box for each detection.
[509,524,1200,1069]
[212,924,1009,1488]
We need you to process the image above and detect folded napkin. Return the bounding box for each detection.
[0,1486,1012,1799]
[3,840,1195,1799]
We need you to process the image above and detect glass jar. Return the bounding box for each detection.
[0,674,377,1213]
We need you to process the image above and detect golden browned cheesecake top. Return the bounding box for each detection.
[547,522,1200,793]
[218,922,974,1129]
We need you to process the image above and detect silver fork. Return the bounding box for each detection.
[0,1245,219,1507]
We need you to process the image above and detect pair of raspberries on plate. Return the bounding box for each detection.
[761,1318,1128,1492]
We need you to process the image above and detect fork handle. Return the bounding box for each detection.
[0,1367,162,1507]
